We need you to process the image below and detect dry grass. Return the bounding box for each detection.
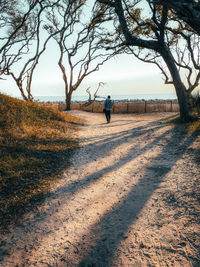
[0,93,83,231]
[162,114,200,135]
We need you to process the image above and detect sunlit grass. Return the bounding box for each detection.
[162,114,200,134]
[0,93,83,231]
[162,115,180,124]
[160,114,200,152]
[187,119,200,135]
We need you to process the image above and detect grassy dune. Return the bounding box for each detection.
[0,93,82,231]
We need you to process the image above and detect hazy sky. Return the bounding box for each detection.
[0,48,176,98]
[0,0,177,99]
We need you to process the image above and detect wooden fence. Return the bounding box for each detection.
[57,100,179,113]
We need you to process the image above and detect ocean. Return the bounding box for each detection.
[35,93,177,102]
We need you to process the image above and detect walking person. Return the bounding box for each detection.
[104,95,114,123]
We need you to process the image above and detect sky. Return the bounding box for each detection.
[0,0,192,100]
[0,46,176,99]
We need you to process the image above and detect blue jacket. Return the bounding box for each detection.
[104,98,114,111]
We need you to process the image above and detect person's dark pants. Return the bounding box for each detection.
[105,110,111,122]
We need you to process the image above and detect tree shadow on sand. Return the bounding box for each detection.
[0,117,166,234]
[0,138,77,232]
[0,114,199,265]
[77,124,199,266]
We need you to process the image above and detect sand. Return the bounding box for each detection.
[0,111,199,267]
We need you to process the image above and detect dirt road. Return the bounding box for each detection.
[0,111,199,266]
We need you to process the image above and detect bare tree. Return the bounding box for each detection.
[96,0,196,121]
[0,1,37,99]
[46,0,118,110]
[0,0,61,100]
[127,32,200,99]
[173,34,200,97]
[152,0,200,35]
[84,82,106,106]
[0,0,42,56]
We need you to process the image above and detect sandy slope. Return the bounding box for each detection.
[0,111,199,267]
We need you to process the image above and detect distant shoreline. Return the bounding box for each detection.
[40,99,178,104]
[34,93,178,103]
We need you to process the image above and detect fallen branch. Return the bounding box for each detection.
[83,82,106,106]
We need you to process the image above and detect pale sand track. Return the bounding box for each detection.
[0,111,199,267]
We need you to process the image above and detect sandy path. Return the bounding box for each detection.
[0,111,199,267]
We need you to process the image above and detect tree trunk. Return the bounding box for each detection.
[65,93,72,111]
[10,73,29,101]
[26,74,34,101]
[17,80,29,101]
[160,45,192,121]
